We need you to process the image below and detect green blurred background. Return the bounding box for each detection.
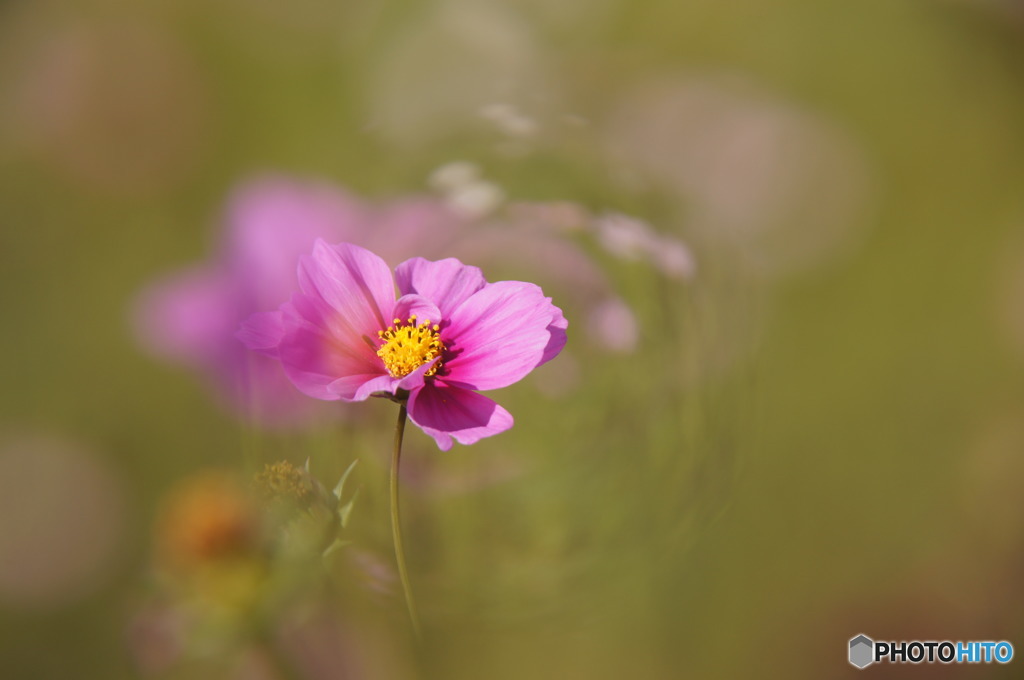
[3,0,1024,678]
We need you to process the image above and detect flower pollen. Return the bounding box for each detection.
[254,461,311,505]
[377,316,444,378]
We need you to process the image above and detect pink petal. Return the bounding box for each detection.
[276,329,363,401]
[236,310,285,357]
[407,383,514,450]
[331,373,396,401]
[297,240,396,342]
[224,177,361,307]
[345,357,439,401]
[394,258,486,319]
[392,294,442,326]
[275,293,384,401]
[441,281,568,391]
[543,306,570,364]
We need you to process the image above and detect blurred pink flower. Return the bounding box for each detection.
[588,298,639,353]
[134,175,640,424]
[239,241,567,450]
[135,178,362,422]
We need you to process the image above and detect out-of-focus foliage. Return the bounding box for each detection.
[2,0,1024,678]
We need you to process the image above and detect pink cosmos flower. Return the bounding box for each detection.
[239,241,567,450]
[134,175,638,424]
[132,177,456,422]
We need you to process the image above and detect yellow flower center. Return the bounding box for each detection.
[377,316,445,378]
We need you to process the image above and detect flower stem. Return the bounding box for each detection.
[390,402,421,638]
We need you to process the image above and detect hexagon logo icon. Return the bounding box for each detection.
[849,634,874,669]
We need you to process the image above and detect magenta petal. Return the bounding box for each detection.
[397,357,441,391]
[345,374,399,402]
[392,294,442,326]
[442,281,568,391]
[542,306,570,364]
[394,258,486,319]
[276,338,348,401]
[345,357,439,401]
[298,240,396,341]
[407,383,514,450]
[275,292,383,401]
[237,310,286,357]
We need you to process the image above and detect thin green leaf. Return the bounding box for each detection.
[337,488,359,528]
[332,459,359,499]
[322,538,350,560]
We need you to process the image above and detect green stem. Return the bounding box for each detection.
[390,402,422,638]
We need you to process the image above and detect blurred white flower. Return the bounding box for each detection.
[428,161,482,192]
[446,180,506,219]
[594,213,658,261]
[479,102,539,138]
[606,74,872,279]
[428,161,505,218]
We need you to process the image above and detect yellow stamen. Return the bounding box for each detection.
[377,316,444,378]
